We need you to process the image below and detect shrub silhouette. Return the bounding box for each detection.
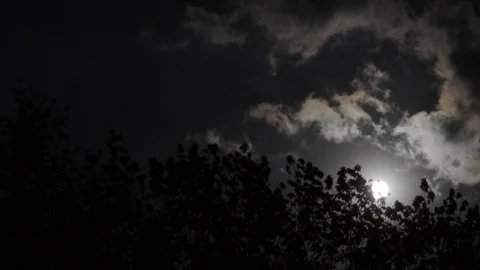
[1,83,480,269]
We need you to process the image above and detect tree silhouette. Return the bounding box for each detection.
[1,83,480,269]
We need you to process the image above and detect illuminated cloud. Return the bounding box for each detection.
[248,64,392,143]
[248,103,298,136]
[392,111,480,186]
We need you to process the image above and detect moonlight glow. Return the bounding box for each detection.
[371,180,389,199]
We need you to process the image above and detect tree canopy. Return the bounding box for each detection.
[1,84,480,269]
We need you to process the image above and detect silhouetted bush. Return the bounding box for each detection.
[1,84,480,269]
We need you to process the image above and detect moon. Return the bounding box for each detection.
[371,180,389,199]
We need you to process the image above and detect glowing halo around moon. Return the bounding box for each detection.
[371,180,390,199]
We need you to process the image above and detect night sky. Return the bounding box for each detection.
[3,0,480,204]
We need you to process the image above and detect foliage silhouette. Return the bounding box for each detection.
[1,84,480,269]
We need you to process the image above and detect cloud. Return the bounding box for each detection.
[351,63,390,96]
[409,2,479,116]
[247,55,479,185]
[392,111,480,186]
[248,64,393,143]
[248,103,298,136]
[172,0,479,113]
[295,95,365,143]
[266,50,279,76]
[295,89,391,143]
[248,62,392,143]
[188,0,478,112]
[466,113,480,133]
[157,40,190,51]
[244,0,416,67]
[250,0,475,117]
[182,5,248,46]
[332,89,391,116]
[169,0,479,113]
[248,95,366,143]
[185,129,255,154]
[435,2,480,103]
